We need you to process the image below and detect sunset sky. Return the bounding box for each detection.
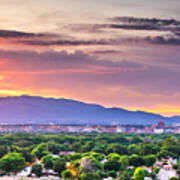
[0,0,180,116]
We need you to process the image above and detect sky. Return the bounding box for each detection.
[0,0,180,116]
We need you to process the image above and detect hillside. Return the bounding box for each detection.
[0,95,179,125]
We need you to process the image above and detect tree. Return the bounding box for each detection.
[48,142,68,154]
[120,155,129,169]
[0,145,9,158]
[79,172,100,180]
[80,157,103,173]
[42,154,54,169]
[31,143,48,159]
[92,144,106,154]
[128,144,139,155]
[108,153,121,161]
[143,155,156,167]
[53,158,66,176]
[81,141,94,152]
[106,143,127,155]
[129,154,143,167]
[83,152,105,161]
[169,178,179,180]
[104,159,121,172]
[108,170,117,178]
[119,168,134,180]
[62,169,74,179]
[0,152,26,178]
[68,153,82,161]
[31,164,43,177]
[138,143,156,156]
[157,150,177,159]
[131,136,143,144]
[96,170,107,179]
[133,168,145,180]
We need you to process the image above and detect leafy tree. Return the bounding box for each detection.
[106,143,127,155]
[157,150,178,159]
[79,172,100,180]
[0,146,9,158]
[68,153,82,161]
[81,141,94,152]
[48,142,68,154]
[129,154,143,167]
[120,155,129,169]
[108,153,121,161]
[153,167,160,174]
[108,170,117,178]
[42,154,54,169]
[80,157,103,172]
[169,177,179,180]
[128,144,139,155]
[96,170,107,178]
[62,169,74,179]
[119,168,134,180]
[31,143,48,159]
[15,140,33,147]
[162,137,178,147]
[133,168,145,180]
[143,155,156,167]
[92,144,106,154]
[131,136,143,144]
[83,152,105,161]
[31,164,43,177]
[104,159,121,172]
[70,142,82,152]
[0,152,26,177]
[53,158,66,176]
[139,143,156,156]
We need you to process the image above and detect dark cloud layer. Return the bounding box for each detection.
[66,17,180,33]
[0,29,45,38]
[1,16,180,49]
[145,36,180,45]
[109,16,180,31]
[0,50,143,72]
[90,50,122,54]
[19,39,108,46]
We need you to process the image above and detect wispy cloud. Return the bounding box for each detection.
[109,16,180,31]
[0,29,45,38]
[0,49,145,73]
[18,39,108,46]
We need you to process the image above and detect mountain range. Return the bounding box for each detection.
[0,95,179,125]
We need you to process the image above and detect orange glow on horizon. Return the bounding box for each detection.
[0,75,4,80]
[126,106,180,117]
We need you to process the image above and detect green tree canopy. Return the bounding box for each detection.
[31,143,48,159]
[53,158,66,176]
[31,164,43,177]
[133,168,145,180]
[0,152,26,175]
[143,155,156,167]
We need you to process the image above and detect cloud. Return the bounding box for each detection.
[145,35,180,45]
[90,50,122,55]
[0,50,145,73]
[109,16,180,31]
[0,29,45,38]
[63,16,180,34]
[18,39,108,46]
